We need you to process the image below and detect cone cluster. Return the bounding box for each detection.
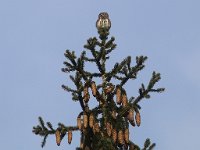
[75,82,141,149]
[127,109,141,127]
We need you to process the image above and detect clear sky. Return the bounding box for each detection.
[0,0,200,150]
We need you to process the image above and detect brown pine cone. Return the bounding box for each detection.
[93,122,100,133]
[83,113,88,128]
[89,113,94,128]
[55,130,61,146]
[118,130,124,145]
[68,130,72,144]
[106,122,112,136]
[124,129,129,143]
[116,86,121,104]
[135,111,141,127]
[83,86,90,103]
[122,93,128,107]
[91,81,97,96]
[77,117,82,130]
[111,110,117,119]
[112,129,117,143]
[127,109,134,121]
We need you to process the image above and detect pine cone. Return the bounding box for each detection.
[111,110,117,119]
[93,122,100,133]
[122,93,128,107]
[127,109,134,121]
[116,86,121,104]
[124,129,129,143]
[83,113,88,128]
[77,117,82,130]
[55,130,61,146]
[83,86,90,103]
[89,113,94,128]
[106,122,112,136]
[68,130,72,144]
[112,129,117,143]
[118,130,124,145]
[135,111,141,127]
[91,81,97,96]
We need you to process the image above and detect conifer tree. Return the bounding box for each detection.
[32,12,164,150]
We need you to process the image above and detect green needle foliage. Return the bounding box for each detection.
[32,12,164,150]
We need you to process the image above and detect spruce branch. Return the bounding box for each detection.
[131,71,164,109]
[106,56,130,82]
[120,56,147,86]
[142,138,156,150]
[32,117,55,147]
[61,84,78,93]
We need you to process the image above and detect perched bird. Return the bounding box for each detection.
[96,12,111,30]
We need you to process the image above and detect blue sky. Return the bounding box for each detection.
[0,0,200,149]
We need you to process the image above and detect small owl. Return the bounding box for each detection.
[96,12,111,30]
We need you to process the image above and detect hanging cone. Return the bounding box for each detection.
[128,109,135,127]
[122,93,128,107]
[135,111,141,127]
[93,122,100,133]
[55,130,61,146]
[106,122,112,136]
[118,130,124,145]
[77,117,82,130]
[83,113,88,128]
[111,110,117,119]
[116,85,121,104]
[89,113,94,128]
[127,109,134,121]
[91,81,97,96]
[124,129,129,143]
[112,129,117,143]
[68,130,72,144]
[83,85,90,103]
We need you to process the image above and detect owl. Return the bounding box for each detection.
[96,12,111,30]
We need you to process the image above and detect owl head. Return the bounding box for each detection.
[98,12,109,19]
